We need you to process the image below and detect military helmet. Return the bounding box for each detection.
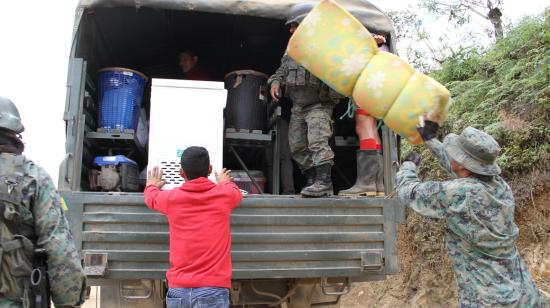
[0,97,25,134]
[286,2,315,25]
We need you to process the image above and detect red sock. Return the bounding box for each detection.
[360,138,378,150]
[376,143,383,150]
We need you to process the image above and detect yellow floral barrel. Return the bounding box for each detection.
[287,0,451,144]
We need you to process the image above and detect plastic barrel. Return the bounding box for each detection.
[98,67,148,131]
[224,70,268,132]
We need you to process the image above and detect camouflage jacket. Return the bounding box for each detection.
[0,153,86,307]
[396,140,548,308]
[268,53,342,103]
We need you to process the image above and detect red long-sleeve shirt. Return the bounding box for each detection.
[182,66,212,81]
[144,178,242,288]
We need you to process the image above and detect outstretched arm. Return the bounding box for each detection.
[425,138,454,175]
[144,166,169,214]
[396,161,452,219]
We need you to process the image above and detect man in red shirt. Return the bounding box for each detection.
[144,146,242,307]
[178,50,212,81]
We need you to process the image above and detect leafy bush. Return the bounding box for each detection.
[404,10,550,179]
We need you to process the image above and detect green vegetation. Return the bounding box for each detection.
[406,9,550,180]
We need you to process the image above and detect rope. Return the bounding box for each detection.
[339,98,357,120]
[339,98,385,131]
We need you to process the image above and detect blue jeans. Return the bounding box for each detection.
[166,287,230,308]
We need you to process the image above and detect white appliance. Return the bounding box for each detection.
[148,79,227,190]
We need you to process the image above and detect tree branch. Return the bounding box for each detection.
[432,1,490,20]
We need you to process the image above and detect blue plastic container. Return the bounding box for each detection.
[98,67,147,131]
[93,155,138,167]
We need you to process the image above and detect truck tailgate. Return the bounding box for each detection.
[62,192,402,281]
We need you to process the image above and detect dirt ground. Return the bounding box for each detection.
[341,180,550,308]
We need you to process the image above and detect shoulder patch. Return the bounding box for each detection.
[60,197,69,211]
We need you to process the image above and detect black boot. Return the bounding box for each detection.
[304,167,316,187]
[376,151,385,197]
[300,167,316,195]
[338,150,378,196]
[301,164,333,197]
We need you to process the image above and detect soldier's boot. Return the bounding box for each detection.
[299,168,316,195]
[304,167,316,187]
[338,150,378,196]
[376,151,385,197]
[301,163,333,197]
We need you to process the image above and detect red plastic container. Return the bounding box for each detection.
[232,170,266,194]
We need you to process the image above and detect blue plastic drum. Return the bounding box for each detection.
[98,67,147,131]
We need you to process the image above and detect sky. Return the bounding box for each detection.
[0,0,548,184]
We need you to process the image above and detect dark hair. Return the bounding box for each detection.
[180,146,210,180]
[179,49,197,58]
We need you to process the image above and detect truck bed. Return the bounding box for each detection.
[62,192,403,282]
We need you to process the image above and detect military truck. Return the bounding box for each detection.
[59,0,404,307]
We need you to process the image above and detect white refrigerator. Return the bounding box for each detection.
[148,79,227,190]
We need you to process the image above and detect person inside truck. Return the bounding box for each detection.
[397,121,548,307]
[144,146,241,307]
[268,3,342,198]
[178,49,212,81]
[338,33,388,197]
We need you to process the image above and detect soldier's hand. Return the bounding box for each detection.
[215,168,233,184]
[270,83,281,102]
[147,166,165,188]
[403,152,421,166]
[373,34,386,45]
[417,115,440,142]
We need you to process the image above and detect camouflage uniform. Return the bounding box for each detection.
[268,53,338,171]
[0,153,86,307]
[396,128,547,307]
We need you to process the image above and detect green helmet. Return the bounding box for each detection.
[286,2,315,25]
[0,97,24,133]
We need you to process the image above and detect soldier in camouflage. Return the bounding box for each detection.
[396,120,548,307]
[0,97,86,307]
[269,3,340,197]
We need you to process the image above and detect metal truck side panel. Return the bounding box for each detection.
[62,192,398,280]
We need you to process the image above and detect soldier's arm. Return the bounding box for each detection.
[425,138,454,176]
[396,161,452,219]
[268,54,289,87]
[31,165,86,307]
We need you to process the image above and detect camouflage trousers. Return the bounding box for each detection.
[288,87,335,172]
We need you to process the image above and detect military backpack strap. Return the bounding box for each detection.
[1,204,18,236]
[0,154,25,238]
[0,155,25,235]
[0,154,37,303]
[0,156,26,252]
[0,203,26,252]
[0,192,20,205]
